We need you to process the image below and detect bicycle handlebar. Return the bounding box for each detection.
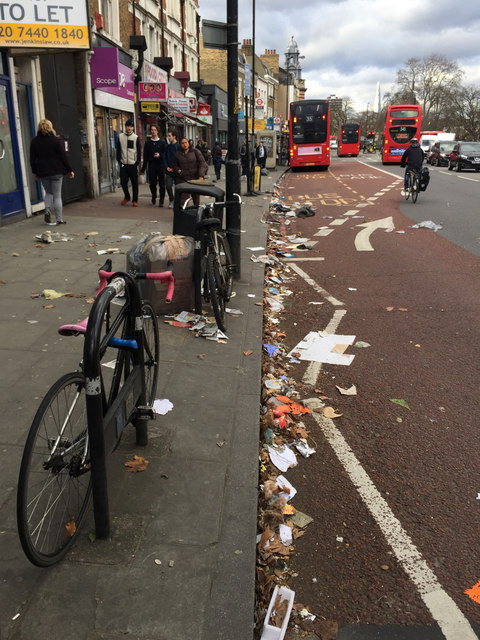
[97,268,175,303]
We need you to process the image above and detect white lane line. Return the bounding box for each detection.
[356,159,402,180]
[305,404,479,640]
[314,229,334,237]
[330,219,347,225]
[344,209,359,216]
[367,196,378,201]
[374,192,385,196]
[457,175,479,182]
[302,310,347,385]
[356,202,369,208]
[283,257,325,262]
[288,263,344,307]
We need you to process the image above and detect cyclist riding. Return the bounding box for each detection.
[400,137,423,191]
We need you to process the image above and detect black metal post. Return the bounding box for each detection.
[226,0,241,277]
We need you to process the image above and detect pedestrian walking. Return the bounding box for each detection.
[173,136,207,206]
[140,124,166,207]
[256,140,267,169]
[29,119,74,225]
[164,129,179,209]
[211,141,223,182]
[116,118,141,207]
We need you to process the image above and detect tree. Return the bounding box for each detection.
[393,54,464,129]
[449,85,480,140]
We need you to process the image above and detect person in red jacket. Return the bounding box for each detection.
[173,137,207,205]
[29,119,74,225]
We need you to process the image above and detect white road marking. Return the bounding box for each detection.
[456,175,479,182]
[374,192,385,196]
[344,209,360,215]
[314,228,334,237]
[356,202,369,208]
[355,216,394,251]
[367,196,378,201]
[283,257,325,262]
[330,218,347,225]
[305,404,479,640]
[288,263,344,307]
[356,159,402,180]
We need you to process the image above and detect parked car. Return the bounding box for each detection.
[448,141,480,172]
[428,141,456,166]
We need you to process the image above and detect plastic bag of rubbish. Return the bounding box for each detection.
[410,220,443,232]
[294,441,316,457]
[296,206,316,218]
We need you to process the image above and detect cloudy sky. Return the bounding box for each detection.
[197,0,480,113]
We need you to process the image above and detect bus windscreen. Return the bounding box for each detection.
[291,102,328,144]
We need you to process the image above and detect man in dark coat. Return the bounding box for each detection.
[163,129,179,208]
[211,141,223,181]
[400,137,424,190]
[141,124,166,206]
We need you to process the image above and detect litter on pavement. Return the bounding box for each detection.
[410,220,443,231]
[153,399,174,415]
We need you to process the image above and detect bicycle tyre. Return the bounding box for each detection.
[404,176,411,201]
[217,233,234,301]
[17,372,91,567]
[412,175,419,203]
[207,250,226,332]
[140,302,159,405]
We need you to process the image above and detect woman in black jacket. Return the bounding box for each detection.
[140,124,166,206]
[29,119,74,225]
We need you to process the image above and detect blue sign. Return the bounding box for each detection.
[244,64,251,97]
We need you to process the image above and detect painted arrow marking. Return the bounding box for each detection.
[355,216,394,251]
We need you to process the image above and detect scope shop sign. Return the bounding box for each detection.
[0,1,90,49]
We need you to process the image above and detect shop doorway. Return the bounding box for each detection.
[95,108,120,193]
[0,79,24,221]
[16,81,42,204]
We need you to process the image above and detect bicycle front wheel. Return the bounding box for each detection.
[207,250,227,332]
[412,175,419,203]
[17,372,91,567]
[140,302,159,405]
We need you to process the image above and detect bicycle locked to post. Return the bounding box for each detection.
[178,183,240,332]
[16,260,174,567]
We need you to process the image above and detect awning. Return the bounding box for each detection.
[165,110,210,126]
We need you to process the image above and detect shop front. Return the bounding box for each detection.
[91,47,135,194]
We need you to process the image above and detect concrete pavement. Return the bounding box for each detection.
[0,168,283,640]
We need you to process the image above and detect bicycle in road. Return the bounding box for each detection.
[404,168,421,203]
[16,261,174,567]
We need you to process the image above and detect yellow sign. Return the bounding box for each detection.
[0,1,90,49]
[254,120,266,131]
[141,102,160,113]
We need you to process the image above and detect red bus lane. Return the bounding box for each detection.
[271,160,480,635]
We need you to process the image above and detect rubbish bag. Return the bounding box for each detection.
[420,166,430,191]
[126,233,194,314]
[261,167,269,176]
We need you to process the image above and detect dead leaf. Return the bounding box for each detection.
[197,353,206,359]
[124,455,149,472]
[323,406,343,419]
[243,350,253,356]
[258,525,273,549]
[65,517,76,538]
[386,306,394,311]
[86,298,95,304]
[399,308,408,312]
[290,425,310,439]
[216,440,225,447]
[43,304,55,309]
[255,302,263,306]
[11,252,20,257]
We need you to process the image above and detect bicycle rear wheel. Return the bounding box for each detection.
[140,302,159,405]
[218,233,234,301]
[404,175,411,201]
[207,250,226,332]
[412,174,419,203]
[17,372,90,567]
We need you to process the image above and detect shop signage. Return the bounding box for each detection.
[168,97,197,115]
[197,115,213,125]
[143,60,168,84]
[255,97,264,109]
[91,47,119,89]
[0,0,90,49]
[197,103,211,116]
[139,82,166,101]
[141,102,160,113]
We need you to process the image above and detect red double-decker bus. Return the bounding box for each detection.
[289,99,330,169]
[338,122,360,156]
[382,104,422,164]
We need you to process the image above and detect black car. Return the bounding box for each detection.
[448,141,480,172]
[428,141,456,166]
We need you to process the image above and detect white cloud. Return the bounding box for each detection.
[198,0,480,110]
